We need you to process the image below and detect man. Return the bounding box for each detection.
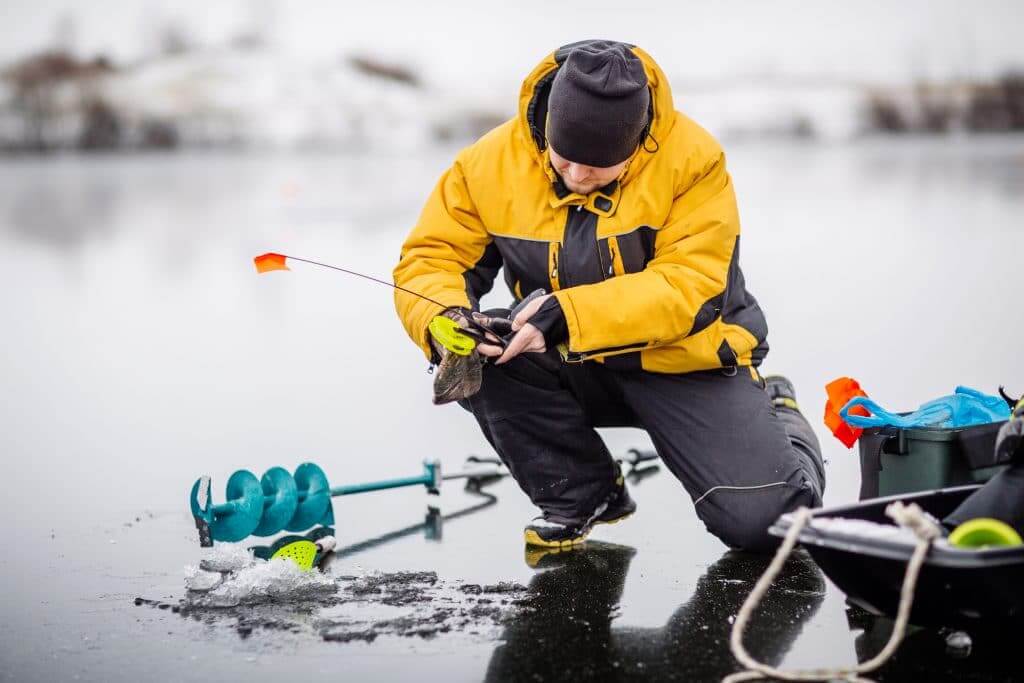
[393,40,825,552]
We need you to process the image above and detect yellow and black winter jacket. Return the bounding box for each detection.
[394,40,768,374]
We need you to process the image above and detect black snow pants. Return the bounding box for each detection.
[461,345,825,552]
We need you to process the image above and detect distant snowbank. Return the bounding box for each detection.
[2,46,1023,153]
[0,47,502,152]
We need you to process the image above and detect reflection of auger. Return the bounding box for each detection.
[189,450,660,547]
[330,490,500,559]
[189,460,507,547]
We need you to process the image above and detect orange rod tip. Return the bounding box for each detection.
[254,253,290,274]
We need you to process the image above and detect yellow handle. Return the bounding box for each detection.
[428,316,476,356]
[949,518,1023,549]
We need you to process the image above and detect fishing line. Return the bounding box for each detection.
[269,254,451,310]
[253,252,509,354]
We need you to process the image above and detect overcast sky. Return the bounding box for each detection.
[3,0,1023,97]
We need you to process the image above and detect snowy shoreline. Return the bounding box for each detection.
[3,46,1023,154]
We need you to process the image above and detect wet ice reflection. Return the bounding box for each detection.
[1,139,1023,681]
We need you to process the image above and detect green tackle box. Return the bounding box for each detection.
[858,420,1009,500]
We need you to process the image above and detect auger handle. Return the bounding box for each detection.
[442,468,507,482]
[464,450,658,470]
[622,448,659,466]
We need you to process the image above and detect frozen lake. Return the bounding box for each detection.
[1,137,1023,681]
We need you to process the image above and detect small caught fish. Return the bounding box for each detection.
[433,348,484,405]
[431,309,511,405]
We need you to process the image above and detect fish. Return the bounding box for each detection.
[432,347,484,405]
[431,309,510,405]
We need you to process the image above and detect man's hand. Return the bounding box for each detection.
[470,312,508,358]
[488,294,552,365]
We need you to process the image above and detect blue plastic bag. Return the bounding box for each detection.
[840,386,1011,429]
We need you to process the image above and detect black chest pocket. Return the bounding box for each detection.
[494,236,552,300]
[610,225,657,274]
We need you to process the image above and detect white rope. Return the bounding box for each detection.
[723,502,942,683]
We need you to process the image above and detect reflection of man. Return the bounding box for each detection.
[394,40,825,551]
[484,544,825,681]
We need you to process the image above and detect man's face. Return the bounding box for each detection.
[549,146,629,195]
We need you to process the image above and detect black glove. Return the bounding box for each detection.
[526,296,568,348]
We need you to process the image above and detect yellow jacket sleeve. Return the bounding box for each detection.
[553,152,739,353]
[393,154,493,359]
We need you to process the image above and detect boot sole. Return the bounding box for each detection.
[595,509,635,526]
[523,527,591,548]
[523,509,635,548]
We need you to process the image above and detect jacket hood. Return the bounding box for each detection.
[516,40,676,191]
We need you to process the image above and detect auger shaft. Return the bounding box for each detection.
[331,462,440,496]
[210,486,313,516]
[208,463,439,515]
[211,500,248,515]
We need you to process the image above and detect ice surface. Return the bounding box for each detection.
[3,139,1023,681]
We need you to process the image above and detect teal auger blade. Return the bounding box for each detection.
[286,463,331,532]
[253,467,299,536]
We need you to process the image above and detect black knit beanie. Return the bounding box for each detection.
[546,43,650,168]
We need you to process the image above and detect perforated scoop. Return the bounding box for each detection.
[270,539,319,571]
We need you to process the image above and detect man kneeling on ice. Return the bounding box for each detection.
[393,40,825,552]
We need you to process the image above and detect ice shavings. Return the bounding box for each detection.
[185,569,224,592]
[185,545,337,608]
[197,544,253,573]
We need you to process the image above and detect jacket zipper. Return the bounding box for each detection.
[596,234,608,279]
[556,204,583,290]
[576,204,612,281]
[563,341,651,364]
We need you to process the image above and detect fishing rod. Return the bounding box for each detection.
[253,252,525,355]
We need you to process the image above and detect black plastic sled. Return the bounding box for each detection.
[769,485,1024,627]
